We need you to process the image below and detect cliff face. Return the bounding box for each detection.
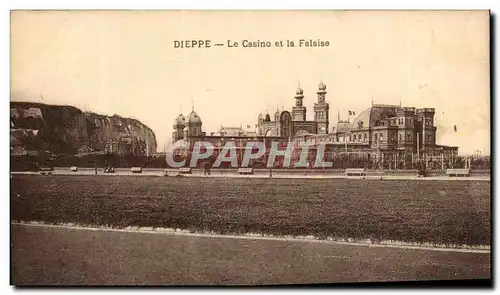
[10,101,157,155]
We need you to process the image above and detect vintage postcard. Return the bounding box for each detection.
[10,10,491,286]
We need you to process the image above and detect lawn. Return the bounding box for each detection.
[10,175,491,246]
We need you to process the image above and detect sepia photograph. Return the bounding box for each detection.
[9,10,491,286]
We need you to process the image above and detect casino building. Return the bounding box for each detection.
[171,81,458,169]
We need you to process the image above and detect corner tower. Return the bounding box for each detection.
[292,85,307,121]
[187,106,203,137]
[172,114,186,142]
[314,81,329,134]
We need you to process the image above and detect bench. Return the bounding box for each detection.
[238,168,254,175]
[178,167,192,174]
[130,167,143,173]
[39,167,54,175]
[345,168,366,177]
[70,166,78,172]
[446,168,470,177]
[365,171,385,179]
[164,169,180,177]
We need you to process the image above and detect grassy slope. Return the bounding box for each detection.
[11,175,491,246]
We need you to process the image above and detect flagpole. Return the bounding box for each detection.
[345,111,350,154]
[417,132,420,166]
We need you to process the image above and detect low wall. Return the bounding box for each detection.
[19,167,491,177]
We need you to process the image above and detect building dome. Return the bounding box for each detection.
[351,105,399,129]
[173,114,186,127]
[258,113,263,121]
[188,110,202,124]
[296,87,304,95]
[264,113,271,122]
[318,81,326,91]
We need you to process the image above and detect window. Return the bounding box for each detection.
[379,133,383,140]
[408,134,412,141]
[399,134,402,140]
[364,133,367,141]
[353,135,356,141]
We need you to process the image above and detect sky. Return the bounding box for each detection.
[10,10,490,155]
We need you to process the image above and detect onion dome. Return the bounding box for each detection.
[188,110,202,124]
[173,114,186,128]
[318,81,326,91]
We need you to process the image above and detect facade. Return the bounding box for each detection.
[294,104,458,169]
[257,82,329,138]
[170,81,458,169]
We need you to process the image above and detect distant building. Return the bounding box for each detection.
[170,81,458,168]
[218,126,245,137]
[257,82,329,138]
[293,104,457,152]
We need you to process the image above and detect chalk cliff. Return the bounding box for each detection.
[10,101,157,155]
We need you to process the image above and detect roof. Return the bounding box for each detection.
[335,121,353,134]
[219,126,244,131]
[351,105,399,129]
[219,126,245,136]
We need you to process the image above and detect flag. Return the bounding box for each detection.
[454,125,457,132]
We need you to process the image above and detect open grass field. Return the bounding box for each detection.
[11,175,490,246]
